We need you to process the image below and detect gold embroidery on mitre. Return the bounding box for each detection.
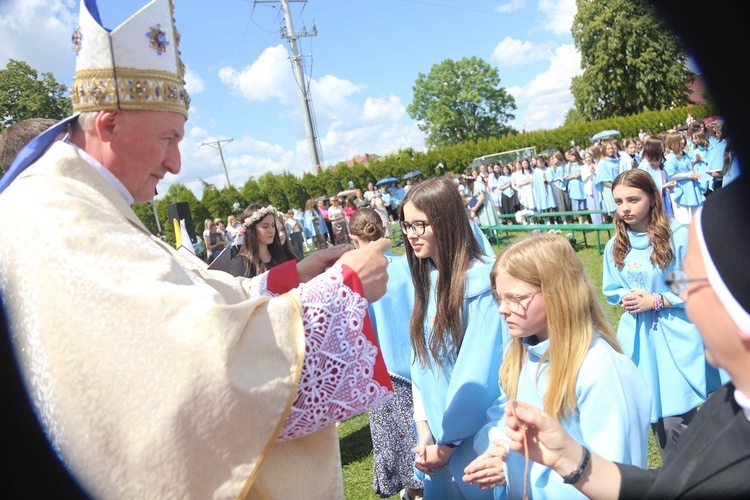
[71,67,189,116]
[146,24,170,54]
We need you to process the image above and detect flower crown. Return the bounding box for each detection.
[238,205,279,235]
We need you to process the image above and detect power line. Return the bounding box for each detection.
[201,138,234,188]
[255,0,323,171]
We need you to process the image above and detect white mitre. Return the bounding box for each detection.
[70,0,189,117]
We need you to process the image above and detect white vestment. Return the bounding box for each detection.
[0,142,391,499]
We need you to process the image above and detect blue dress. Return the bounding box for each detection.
[565,162,586,201]
[602,221,725,422]
[475,335,652,500]
[664,151,704,207]
[705,137,726,175]
[473,178,500,228]
[687,145,713,194]
[531,167,555,211]
[595,157,619,213]
[301,208,328,239]
[411,258,509,499]
[639,164,674,217]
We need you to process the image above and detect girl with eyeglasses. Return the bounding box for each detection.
[464,233,651,499]
[602,169,725,461]
[398,177,508,499]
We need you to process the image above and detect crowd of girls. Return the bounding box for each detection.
[221,147,728,498]
[477,121,733,227]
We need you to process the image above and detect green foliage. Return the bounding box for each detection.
[257,171,287,209]
[200,180,233,219]
[219,185,247,217]
[571,0,693,121]
[132,202,162,238]
[0,59,72,131]
[563,107,587,127]
[407,56,517,148]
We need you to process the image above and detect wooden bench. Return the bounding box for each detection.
[481,222,615,254]
[526,210,607,224]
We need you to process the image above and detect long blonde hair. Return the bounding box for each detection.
[491,234,621,420]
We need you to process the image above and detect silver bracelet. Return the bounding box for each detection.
[561,445,591,485]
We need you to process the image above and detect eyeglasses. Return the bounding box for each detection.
[491,290,539,313]
[400,220,430,236]
[664,269,709,295]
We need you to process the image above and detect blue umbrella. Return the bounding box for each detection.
[590,130,620,141]
[402,169,422,180]
[376,177,398,187]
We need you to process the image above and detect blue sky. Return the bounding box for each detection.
[1,0,582,197]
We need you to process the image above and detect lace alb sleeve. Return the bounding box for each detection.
[277,264,392,441]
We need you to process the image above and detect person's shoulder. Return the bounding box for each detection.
[580,335,637,377]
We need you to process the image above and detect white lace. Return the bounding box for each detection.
[278,264,391,441]
[246,271,276,299]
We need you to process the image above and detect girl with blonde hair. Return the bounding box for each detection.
[465,233,651,498]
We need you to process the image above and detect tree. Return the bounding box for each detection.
[571,0,693,121]
[199,180,232,219]
[0,59,72,131]
[563,107,587,127]
[408,57,516,149]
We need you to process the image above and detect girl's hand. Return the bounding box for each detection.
[621,289,652,314]
[690,171,702,180]
[415,444,453,475]
[664,180,677,189]
[463,442,508,489]
[413,421,434,474]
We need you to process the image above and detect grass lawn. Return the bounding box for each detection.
[338,231,663,499]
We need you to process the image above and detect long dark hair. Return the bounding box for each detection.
[611,170,674,269]
[398,177,484,369]
[235,204,290,276]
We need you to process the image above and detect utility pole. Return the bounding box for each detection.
[255,0,323,171]
[201,138,234,188]
[150,200,162,234]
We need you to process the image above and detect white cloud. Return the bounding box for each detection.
[362,96,405,124]
[0,0,77,78]
[217,45,296,104]
[184,67,205,95]
[309,74,364,123]
[511,43,581,131]
[537,0,577,36]
[495,0,526,14]
[491,37,551,67]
